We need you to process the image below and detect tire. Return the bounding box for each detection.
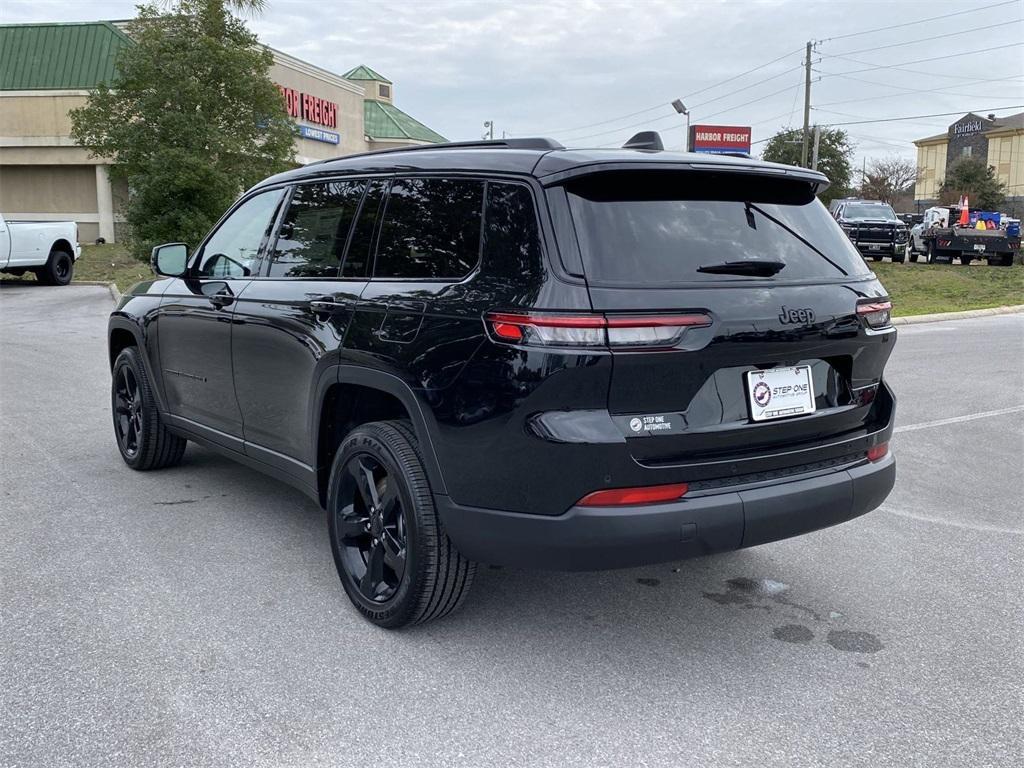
[872,253,884,262]
[999,253,1014,267]
[960,254,972,266]
[892,249,905,264]
[111,346,187,470]
[35,248,74,286]
[327,420,475,628]
[909,253,919,263]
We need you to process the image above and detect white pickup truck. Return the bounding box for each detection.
[0,214,81,285]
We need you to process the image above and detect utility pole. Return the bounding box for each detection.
[811,125,821,171]
[800,40,813,168]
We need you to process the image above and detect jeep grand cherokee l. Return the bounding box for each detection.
[108,137,896,628]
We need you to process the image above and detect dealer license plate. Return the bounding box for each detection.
[973,244,986,252]
[746,366,816,422]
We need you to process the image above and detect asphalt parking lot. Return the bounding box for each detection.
[1,283,1022,768]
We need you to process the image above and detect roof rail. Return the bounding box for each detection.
[308,137,564,165]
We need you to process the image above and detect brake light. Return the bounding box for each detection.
[578,483,689,507]
[856,300,892,329]
[866,442,889,462]
[485,312,711,349]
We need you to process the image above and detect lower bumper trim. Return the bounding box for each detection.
[437,453,895,571]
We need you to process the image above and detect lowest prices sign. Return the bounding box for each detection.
[689,124,752,154]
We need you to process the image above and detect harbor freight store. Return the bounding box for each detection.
[0,22,446,242]
[913,111,1024,215]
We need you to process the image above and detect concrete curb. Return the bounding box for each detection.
[74,280,122,303]
[893,304,1024,326]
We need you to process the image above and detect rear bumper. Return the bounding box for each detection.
[437,452,895,570]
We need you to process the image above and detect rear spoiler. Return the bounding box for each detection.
[537,160,830,195]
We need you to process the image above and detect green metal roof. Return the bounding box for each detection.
[0,22,132,90]
[343,64,391,83]
[364,100,446,143]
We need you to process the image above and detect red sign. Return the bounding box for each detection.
[276,85,337,129]
[689,124,752,154]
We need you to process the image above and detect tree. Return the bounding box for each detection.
[938,156,1007,210]
[760,127,854,206]
[858,157,919,206]
[70,0,295,257]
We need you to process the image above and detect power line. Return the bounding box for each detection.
[815,87,1024,109]
[822,107,1024,127]
[823,19,1020,58]
[695,78,809,123]
[688,65,802,111]
[818,0,1018,42]
[524,46,805,138]
[815,70,1024,97]
[817,62,1024,84]
[819,42,1022,76]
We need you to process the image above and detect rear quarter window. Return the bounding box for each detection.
[564,171,870,285]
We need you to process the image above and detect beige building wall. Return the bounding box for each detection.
[914,141,948,200]
[986,131,1024,199]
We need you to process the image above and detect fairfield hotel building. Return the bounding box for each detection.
[0,21,446,242]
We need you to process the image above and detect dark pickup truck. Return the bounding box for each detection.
[832,200,908,263]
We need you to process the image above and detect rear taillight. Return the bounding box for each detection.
[856,300,892,329]
[866,442,889,462]
[577,483,689,507]
[485,312,711,349]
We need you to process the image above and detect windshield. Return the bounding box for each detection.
[843,203,897,220]
[563,171,871,285]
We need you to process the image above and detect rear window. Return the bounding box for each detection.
[565,171,870,285]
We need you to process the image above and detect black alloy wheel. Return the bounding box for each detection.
[114,365,143,459]
[335,453,408,603]
[327,420,475,628]
[36,249,74,285]
[110,346,187,470]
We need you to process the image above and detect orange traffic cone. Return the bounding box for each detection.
[958,196,970,226]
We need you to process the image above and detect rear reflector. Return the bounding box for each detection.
[577,483,689,507]
[866,442,889,462]
[485,311,711,349]
[857,300,893,329]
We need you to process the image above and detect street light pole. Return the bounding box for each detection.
[672,99,690,151]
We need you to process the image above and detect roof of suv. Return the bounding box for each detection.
[257,139,830,192]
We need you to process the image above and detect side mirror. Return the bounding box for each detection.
[151,243,189,277]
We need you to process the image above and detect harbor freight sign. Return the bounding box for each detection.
[689,124,752,154]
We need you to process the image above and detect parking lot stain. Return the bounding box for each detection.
[827,630,883,654]
[637,577,661,587]
[153,499,199,505]
[772,624,814,644]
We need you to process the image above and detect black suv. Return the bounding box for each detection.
[833,199,908,262]
[108,138,896,628]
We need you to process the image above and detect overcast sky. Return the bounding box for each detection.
[4,0,1023,170]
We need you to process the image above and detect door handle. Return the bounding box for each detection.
[209,293,234,309]
[310,298,353,316]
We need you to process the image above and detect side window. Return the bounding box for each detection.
[483,182,543,277]
[342,179,387,278]
[269,180,365,278]
[374,178,484,279]
[198,189,284,278]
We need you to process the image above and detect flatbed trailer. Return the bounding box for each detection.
[915,207,1020,266]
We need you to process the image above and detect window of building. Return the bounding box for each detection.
[198,189,284,277]
[378,83,391,99]
[962,146,972,158]
[269,181,366,278]
[374,178,484,279]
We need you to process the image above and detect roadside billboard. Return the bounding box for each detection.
[689,124,752,154]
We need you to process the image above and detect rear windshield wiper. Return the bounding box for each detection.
[746,202,849,276]
[697,259,786,277]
